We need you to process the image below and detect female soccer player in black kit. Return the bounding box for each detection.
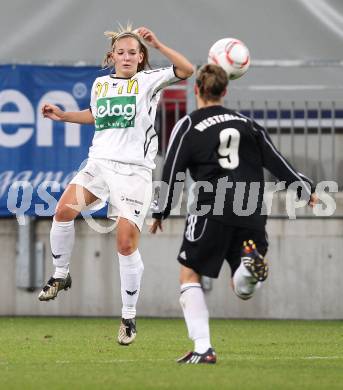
[150,64,317,364]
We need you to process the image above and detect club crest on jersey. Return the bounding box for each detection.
[95,96,136,130]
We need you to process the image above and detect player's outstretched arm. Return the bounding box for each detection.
[136,27,194,79]
[42,104,94,124]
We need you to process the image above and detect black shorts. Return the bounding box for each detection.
[177,215,268,278]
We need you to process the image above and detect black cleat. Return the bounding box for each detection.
[38,273,72,301]
[118,318,137,345]
[177,348,217,364]
[241,240,268,282]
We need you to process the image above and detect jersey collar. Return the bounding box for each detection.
[110,74,134,80]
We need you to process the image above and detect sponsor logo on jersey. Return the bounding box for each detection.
[95,96,136,130]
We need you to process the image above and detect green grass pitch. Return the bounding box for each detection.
[0,317,342,389]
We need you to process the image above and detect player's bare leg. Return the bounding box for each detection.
[177,265,216,364]
[38,184,99,301]
[116,218,143,345]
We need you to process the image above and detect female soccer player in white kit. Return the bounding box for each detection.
[38,25,193,345]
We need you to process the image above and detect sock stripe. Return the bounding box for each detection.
[180,285,202,295]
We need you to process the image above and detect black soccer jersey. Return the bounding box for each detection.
[152,105,314,231]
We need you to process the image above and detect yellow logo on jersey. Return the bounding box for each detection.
[116,79,139,95]
[127,79,139,94]
[96,82,109,97]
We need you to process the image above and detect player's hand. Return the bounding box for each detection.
[136,27,161,49]
[309,193,318,208]
[149,219,163,234]
[41,104,65,121]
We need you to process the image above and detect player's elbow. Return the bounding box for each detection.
[176,65,194,79]
[184,65,195,78]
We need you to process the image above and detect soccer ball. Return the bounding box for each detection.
[208,38,250,80]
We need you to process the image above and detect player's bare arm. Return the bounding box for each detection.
[136,27,194,79]
[309,193,319,208]
[149,219,163,234]
[42,104,94,124]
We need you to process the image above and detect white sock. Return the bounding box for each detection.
[118,249,144,319]
[53,266,70,279]
[179,283,212,354]
[233,262,260,299]
[51,218,74,279]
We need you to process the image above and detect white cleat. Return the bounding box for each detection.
[118,318,137,345]
[38,274,72,301]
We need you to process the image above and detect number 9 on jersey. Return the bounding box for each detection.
[218,128,240,169]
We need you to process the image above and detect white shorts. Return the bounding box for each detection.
[70,158,152,231]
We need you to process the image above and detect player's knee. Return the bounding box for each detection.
[179,265,200,285]
[54,204,77,222]
[179,274,200,285]
[117,238,136,256]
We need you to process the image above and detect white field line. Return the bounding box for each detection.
[52,356,342,363]
[0,356,342,365]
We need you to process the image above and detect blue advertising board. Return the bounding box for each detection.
[0,64,109,217]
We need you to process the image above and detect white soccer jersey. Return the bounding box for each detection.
[88,66,182,169]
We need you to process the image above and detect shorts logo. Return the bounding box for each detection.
[134,210,141,217]
[123,197,143,206]
[179,251,187,260]
[95,96,136,130]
